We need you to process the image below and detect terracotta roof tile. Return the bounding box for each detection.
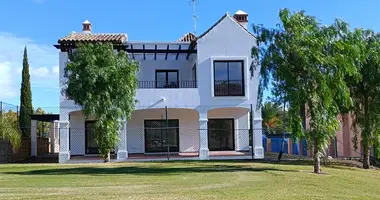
[177,32,196,42]
[58,33,127,44]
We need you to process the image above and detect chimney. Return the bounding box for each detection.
[233,10,248,29]
[82,20,92,33]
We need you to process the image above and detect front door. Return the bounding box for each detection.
[208,119,235,151]
[85,121,99,154]
[144,120,179,153]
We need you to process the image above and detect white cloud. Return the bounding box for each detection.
[0,32,58,102]
[30,67,49,77]
[0,62,17,98]
[52,65,59,76]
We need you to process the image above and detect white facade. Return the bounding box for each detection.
[57,12,263,163]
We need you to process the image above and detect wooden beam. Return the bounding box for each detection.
[130,44,135,59]
[165,45,169,60]
[154,45,157,60]
[143,44,146,60]
[186,42,196,60]
[126,49,197,54]
[176,45,182,60]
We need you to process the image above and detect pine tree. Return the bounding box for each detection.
[19,47,33,137]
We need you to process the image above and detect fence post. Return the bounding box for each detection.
[334,136,338,158]
[250,104,254,160]
[165,106,169,161]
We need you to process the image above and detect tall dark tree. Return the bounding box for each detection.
[19,47,33,137]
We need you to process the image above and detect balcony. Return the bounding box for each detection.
[138,81,197,89]
[214,80,245,96]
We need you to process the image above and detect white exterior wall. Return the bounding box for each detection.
[138,60,194,82]
[69,112,85,155]
[57,13,263,161]
[196,15,260,117]
[127,109,199,153]
[207,108,250,151]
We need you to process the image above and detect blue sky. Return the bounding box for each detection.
[1,0,380,108]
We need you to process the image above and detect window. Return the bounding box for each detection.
[144,120,179,153]
[214,61,244,96]
[208,119,235,151]
[192,64,197,82]
[155,70,179,88]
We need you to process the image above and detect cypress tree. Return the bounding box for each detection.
[19,47,33,137]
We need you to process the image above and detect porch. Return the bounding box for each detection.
[59,106,263,163]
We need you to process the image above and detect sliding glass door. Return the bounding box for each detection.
[144,120,179,153]
[208,119,235,151]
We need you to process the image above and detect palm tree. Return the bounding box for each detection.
[262,102,283,134]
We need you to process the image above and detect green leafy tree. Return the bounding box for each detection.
[35,108,50,137]
[346,29,380,169]
[63,43,139,162]
[0,110,21,151]
[19,47,33,137]
[252,9,359,173]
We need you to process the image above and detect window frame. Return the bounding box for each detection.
[144,119,180,153]
[213,60,245,96]
[155,70,179,88]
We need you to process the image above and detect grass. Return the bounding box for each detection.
[0,160,379,200]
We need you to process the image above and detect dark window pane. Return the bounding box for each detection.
[167,72,178,88]
[213,61,244,96]
[228,62,243,81]
[144,120,179,153]
[86,121,99,154]
[156,72,166,88]
[214,62,228,80]
[208,119,234,151]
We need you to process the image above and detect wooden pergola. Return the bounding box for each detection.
[125,41,197,60]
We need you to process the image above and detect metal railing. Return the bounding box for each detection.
[214,80,244,96]
[138,81,197,89]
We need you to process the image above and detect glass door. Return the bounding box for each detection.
[85,121,99,154]
[155,70,179,88]
[208,119,235,151]
[144,120,179,153]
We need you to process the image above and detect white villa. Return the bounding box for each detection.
[54,10,264,163]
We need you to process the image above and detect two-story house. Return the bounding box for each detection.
[55,10,264,163]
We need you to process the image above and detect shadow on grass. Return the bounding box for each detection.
[4,164,298,176]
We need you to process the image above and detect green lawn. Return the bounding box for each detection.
[0,160,379,200]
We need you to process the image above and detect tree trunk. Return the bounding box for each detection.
[104,151,111,163]
[363,95,371,169]
[313,137,321,173]
[363,142,370,169]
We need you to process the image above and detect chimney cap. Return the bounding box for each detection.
[83,20,91,24]
[235,10,248,15]
[82,20,92,33]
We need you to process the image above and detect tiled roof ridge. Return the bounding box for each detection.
[177,32,196,42]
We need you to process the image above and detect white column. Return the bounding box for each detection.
[49,122,54,153]
[59,121,70,163]
[117,120,128,160]
[31,120,37,157]
[198,110,209,160]
[53,120,60,153]
[253,118,264,159]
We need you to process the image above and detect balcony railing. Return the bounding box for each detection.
[214,80,245,96]
[138,81,197,89]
